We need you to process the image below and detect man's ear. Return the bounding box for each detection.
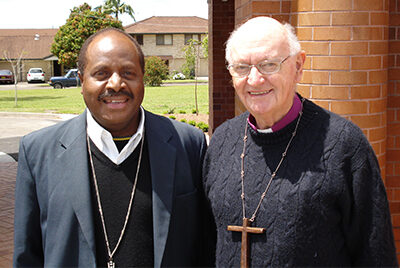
[295,51,306,83]
[78,71,84,94]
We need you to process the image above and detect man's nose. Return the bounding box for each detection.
[106,72,124,91]
[246,65,266,86]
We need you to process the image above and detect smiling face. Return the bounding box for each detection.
[80,31,144,137]
[229,19,305,129]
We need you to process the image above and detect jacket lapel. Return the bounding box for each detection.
[145,111,176,268]
[55,112,96,257]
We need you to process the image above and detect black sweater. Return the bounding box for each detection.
[89,138,154,267]
[203,98,397,267]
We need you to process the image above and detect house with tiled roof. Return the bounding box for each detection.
[0,29,61,82]
[125,16,208,77]
[0,16,208,82]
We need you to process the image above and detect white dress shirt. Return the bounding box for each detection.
[86,107,145,165]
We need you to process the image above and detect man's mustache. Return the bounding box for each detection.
[97,90,134,101]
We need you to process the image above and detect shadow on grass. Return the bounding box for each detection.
[0,96,63,101]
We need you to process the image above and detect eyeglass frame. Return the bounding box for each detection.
[226,55,291,78]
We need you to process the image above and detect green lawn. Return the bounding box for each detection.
[0,84,209,115]
[143,84,208,114]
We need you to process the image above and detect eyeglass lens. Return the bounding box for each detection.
[228,55,290,77]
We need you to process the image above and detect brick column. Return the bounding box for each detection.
[388,0,400,258]
[293,0,389,178]
[208,0,235,133]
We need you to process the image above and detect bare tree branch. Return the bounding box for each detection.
[3,50,26,107]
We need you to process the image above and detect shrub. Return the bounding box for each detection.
[196,122,209,132]
[144,56,168,86]
[180,119,187,123]
[172,72,186,80]
[182,66,195,79]
[169,115,176,120]
[178,110,186,114]
[164,107,175,114]
[191,108,197,114]
[188,120,196,126]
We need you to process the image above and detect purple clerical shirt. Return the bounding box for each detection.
[247,94,301,133]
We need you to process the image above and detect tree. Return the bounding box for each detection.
[181,37,208,115]
[95,0,135,22]
[3,50,26,107]
[201,35,208,58]
[51,3,123,68]
[181,40,196,79]
[181,37,208,79]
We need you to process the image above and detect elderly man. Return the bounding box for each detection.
[203,17,397,267]
[14,28,215,267]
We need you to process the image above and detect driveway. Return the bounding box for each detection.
[0,82,52,91]
[0,112,75,162]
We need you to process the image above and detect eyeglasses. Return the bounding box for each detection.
[227,55,291,78]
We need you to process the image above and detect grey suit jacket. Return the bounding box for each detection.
[13,110,216,267]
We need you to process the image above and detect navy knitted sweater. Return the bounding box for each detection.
[203,98,397,267]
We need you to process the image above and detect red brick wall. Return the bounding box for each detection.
[293,0,389,180]
[387,0,400,258]
[209,0,235,133]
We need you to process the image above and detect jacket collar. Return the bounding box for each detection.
[144,111,175,267]
[55,111,97,257]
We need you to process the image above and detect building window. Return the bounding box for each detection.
[136,34,144,45]
[184,34,201,45]
[156,34,173,45]
[129,34,144,45]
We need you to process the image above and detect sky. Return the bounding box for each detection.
[0,0,209,29]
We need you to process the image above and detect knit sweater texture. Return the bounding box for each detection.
[203,98,397,267]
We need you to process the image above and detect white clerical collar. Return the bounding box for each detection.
[257,127,273,134]
[86,107,145,165]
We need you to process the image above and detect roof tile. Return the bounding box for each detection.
[125,16,208,34]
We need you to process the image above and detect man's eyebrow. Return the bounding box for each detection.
[91,64,109,71]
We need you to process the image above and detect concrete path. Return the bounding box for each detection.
[0,112,75,161]
[0,112,74,266]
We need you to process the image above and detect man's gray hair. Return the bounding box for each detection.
[225,18,301,65]
[283,23,301,56]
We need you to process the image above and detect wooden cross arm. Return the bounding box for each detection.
[227,218,266,268]
[227,225,265,233]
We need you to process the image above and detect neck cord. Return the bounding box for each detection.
[241,98,304,222]
[86,130,144,267]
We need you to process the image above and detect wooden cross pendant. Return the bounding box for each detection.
[227,217,266,268]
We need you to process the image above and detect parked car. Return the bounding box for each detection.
[27,68,45,83]
[0,69,15,84]
[49,69,80,89]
